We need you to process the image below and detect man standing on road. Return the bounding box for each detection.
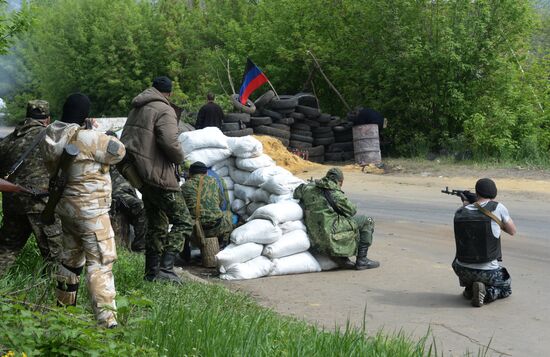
[452,178,517,307]
[195,92,224,130]
[0,100,63,274]
[121,76,193,284]
[294,167,380,270]
[42,93,125,328]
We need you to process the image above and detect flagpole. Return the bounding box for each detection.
[266,79,279,100]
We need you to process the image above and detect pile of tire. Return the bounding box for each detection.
[324,121,354,162]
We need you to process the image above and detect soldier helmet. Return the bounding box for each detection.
[325,167,344,183]
[26,99,50,120]
[475,178,497,199]
[189,161,208,175]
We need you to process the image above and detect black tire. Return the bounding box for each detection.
[269,123,291,131]
[334,133,353,142]
[312,127,333,135]
[260,108,284,121]
[325,151,354,162]
[298,118,320,128]
[291,123,311,131]
[308,154,324,163]
[294,93,319,108]
[316,113,331,124]
[254,90,276,109]
[327,142,354,153]
[290,134,314,143]
[313,137,335,146]
[225,112,251,123]
[249,116,272,126]
[289,111,305,120]
[326,118,342,127]
[222,122,240,132]
[267,95,298,110]
[333,125,351,133]
[290,129,312,137]
[289,140,313,149]
[224,128,254,137]
[274,117,294,125]
[306,145,325,156]
[230,94,256,114]
[273,107,295,115]
[296,105,320,118]
[253,125,291,139]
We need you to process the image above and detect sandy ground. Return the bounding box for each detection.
[219,162,550,357]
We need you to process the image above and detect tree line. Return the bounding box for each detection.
[0,0,548,162]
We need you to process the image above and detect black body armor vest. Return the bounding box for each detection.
[453,201,502,263]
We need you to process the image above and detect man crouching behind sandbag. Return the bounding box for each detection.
[294,168,379,270]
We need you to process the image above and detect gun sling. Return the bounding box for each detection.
[321,188,346,216]
[192,176,206,246]
[474,202,505,229]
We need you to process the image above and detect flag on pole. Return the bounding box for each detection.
[239,58,268,105]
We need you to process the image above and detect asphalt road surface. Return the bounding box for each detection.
[225,168,550,356]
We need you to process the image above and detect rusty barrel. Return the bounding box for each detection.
[352,124,381,165]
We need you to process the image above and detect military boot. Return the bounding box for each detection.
[157,251,183,285]
[144,252,160,282]
[355,244,380,270]
[332,256,356,270]
[55,264,83,307]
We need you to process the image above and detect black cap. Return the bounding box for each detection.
[61,93,91,125]
[152,76,173,93]
[189,161,207,175]
[475,178,497,199]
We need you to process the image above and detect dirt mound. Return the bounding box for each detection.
[253,135,322,174]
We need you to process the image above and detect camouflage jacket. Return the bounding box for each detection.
[41,121,126,219]
[293,177,358,257]
[181,174,225,227]
[0,118,50,213]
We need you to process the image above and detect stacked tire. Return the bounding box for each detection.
[325,121,354,162]
[249,91,298,147]
[222,112,253,137]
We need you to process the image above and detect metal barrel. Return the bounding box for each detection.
[352,124,381,165]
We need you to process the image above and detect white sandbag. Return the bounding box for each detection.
[263,230,310,259]
[214,166,229,177]
[230,219,282,245]
[248,200,303,224]
[279,220,307,234]
[186,148,232,167]
[268,252,321,276]
[244,166,292,187]
[212,158,234,172]
[227,190,235,203]
[229,166,250,185]
[251,189,270,203]
[234,184,257,203]
[312,254,340,271]
[231,198,246,213]
[219,256,273,280]
[261,174,304,195]
[246,202,266,216]
[268,193,297,203]
[235,154,275,172]
[216,242,264,272]
[179,127,228,153]
[222,176,234,190]
[227,136,263,158]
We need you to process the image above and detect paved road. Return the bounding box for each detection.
[226,170,550,356]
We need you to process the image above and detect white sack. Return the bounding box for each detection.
[231,199,246,213]
[229,166,250,185]
[244,166,292,187]
[234,184,257,203]
[219,256,273,280]
[214,166,229,177]
[279,220,307,234]
[251,189,270,203]
[179,127,228,153]
[212,158,234,172]
[236,154,275,172]
[268,252,321,276]
[230,219,282,245]
[263,230,310,259]
[246,202,266,216]
[261,174,304,195]
[222,176,234,190]
[227,136,263,158]
[186,148,232,167]
[313,253,340,271]
[268,193,297,203]
[248,201,303,224]
[216,242,263,272]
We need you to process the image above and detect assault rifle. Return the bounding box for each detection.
[441,186,477,204]
[41,144,80,225]
[0,178,48,197]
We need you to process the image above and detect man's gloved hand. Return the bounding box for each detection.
[461,190,477,204]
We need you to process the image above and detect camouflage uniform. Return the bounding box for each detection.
[0,100,62,275]
[109,166,146,251]
[181,174,233,244]
[42,120,125,327]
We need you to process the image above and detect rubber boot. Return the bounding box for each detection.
[156,251,183,284]
[144,252,160,282]
[355,244,380,270]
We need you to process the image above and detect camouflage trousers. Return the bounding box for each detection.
[202,211,234,244]
[112,191,147,251]
[0,206,62,275]
[141,185,193,255]
[56,213,117,327]
[452,259,512,303]
[354,215,375,248]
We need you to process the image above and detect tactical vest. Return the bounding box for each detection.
[453,201,502,263]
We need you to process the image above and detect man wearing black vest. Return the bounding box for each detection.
[452,178,517,307]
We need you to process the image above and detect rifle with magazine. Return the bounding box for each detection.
[0,178,48,197]
[441,186,477,204]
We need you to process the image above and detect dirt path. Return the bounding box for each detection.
[223,162,550,356]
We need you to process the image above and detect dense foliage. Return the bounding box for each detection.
[0,0,548,162]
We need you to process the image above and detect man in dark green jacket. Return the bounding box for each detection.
[294,168,379,270]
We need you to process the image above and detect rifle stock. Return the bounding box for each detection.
[41,144,80,225]
[0,178,48,197]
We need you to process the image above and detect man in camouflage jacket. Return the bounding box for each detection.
[293,168,380,270]
[0,100,63,275]
[42,93,125,328]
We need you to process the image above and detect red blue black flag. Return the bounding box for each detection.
[239,58,268,105]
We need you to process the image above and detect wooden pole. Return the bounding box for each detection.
[266,79,280,99]
[306,50,351,111]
